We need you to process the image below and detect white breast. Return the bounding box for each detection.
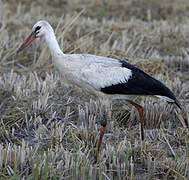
[54,54,132,92]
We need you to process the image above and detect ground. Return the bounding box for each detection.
[0,0,189,179]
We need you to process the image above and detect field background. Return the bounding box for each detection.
[0,0,189,179]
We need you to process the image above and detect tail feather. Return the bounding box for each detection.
[174,99,181,109]
[155,95,181,109]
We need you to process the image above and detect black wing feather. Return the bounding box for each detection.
[101,60,178,102]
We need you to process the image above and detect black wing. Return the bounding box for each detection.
[101,60,179,104]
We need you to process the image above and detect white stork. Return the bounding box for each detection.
[17,20,181,163]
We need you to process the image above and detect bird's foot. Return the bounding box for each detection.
[95,115,107,163]
[141,140,146,167]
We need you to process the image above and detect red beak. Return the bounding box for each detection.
[17,31,36,54]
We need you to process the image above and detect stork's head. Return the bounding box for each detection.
[17,20,54,54]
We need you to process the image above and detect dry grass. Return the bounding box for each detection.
[0,0,189,179]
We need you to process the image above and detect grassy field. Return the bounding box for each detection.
[0,0,189,179]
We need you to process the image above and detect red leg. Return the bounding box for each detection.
[128,100,145,149]
[95,115,107,163]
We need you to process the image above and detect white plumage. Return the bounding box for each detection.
[17,20,179,105]
[17,20,181,163]
[55,54,132,95]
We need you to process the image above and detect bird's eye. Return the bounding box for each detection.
[35,26,41,32]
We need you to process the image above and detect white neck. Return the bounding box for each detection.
[44,32,64,57]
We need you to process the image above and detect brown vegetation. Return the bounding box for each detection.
[0,0,189,179]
